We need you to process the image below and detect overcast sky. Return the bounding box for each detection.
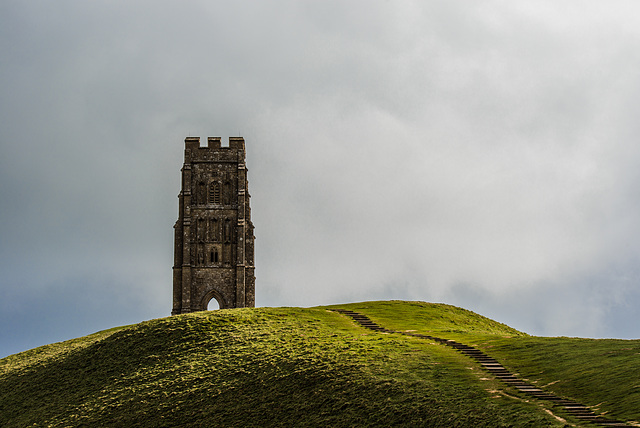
[2,1,640,358]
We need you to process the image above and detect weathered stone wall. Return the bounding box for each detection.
[172,136,255,314]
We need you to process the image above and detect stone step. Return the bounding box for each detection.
[541,397,566,402]
[528,393,557,399]
[563,407,592,412]
[554,401,583,406]
[596,422,631,427]
[461,352,489,357]
[495,377,520,381]
[514,385,538,390]
[508,383,536,388]
[563,405,590,411]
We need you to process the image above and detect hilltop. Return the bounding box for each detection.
[1,301,638,427]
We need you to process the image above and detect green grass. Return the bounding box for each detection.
[330,300,640,424]
[323,300,526,337]
[1,301,636,427]
[471,336,640,423]
[1,303,565,427]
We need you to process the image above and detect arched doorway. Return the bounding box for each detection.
[200,288,227,311]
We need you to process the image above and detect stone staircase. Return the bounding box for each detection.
[332,308,630,427]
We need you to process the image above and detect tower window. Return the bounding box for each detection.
[209,182,221,204]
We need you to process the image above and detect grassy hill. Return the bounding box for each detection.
[1,301,638,427]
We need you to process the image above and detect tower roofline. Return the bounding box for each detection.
[184,136,245,150]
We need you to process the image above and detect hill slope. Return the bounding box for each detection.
[334,301,640,424]
[1,301,637,427]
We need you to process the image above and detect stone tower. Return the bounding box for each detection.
[172,136,255,314]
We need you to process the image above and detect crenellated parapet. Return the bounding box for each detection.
[183,136,246,163]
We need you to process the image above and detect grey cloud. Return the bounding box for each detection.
[2,1,640,357]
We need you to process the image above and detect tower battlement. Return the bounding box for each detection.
[172,135,255,314]
[184,137,247,163]
[184,136,246,150]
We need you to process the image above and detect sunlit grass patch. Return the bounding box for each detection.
[3,302,627,427]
